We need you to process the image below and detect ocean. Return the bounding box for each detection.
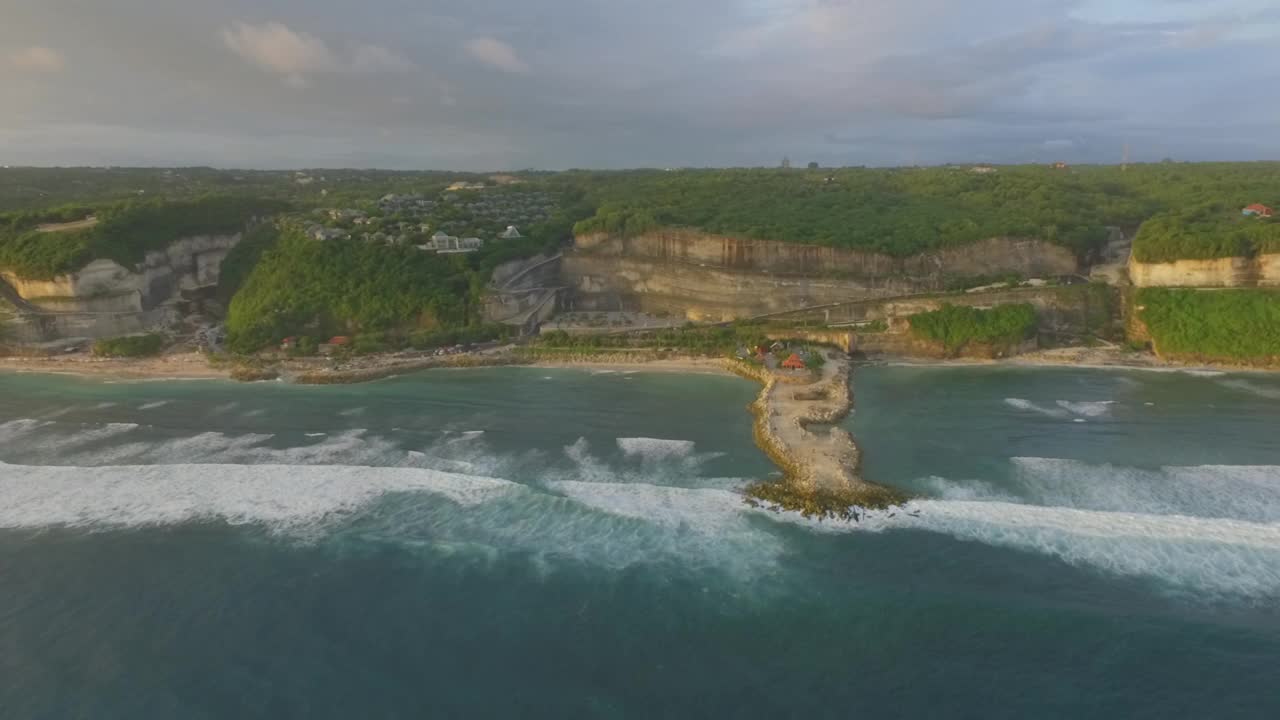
[1,365,1278,718]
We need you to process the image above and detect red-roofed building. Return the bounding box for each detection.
[1243,204,1274,218]
[328,336,352,346]
[782,353,807,371]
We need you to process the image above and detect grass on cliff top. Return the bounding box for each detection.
[909,303,1038,357]
[1132,205,1280,263]
[1138,288,1280,362]
[0,196,291,280]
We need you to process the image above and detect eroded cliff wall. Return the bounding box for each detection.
[2,233,242,313]
[1128,254,1280,288]
[565,231,1080,321]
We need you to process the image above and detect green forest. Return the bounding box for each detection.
[1138,288,1280,363]
[1131,205,1280,263]
[0,196,290,278]
[909,303,1039,356]
[562,163,1280,260]
[224,221,562,353]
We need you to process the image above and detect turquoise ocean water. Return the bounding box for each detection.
[1,365,1278,718]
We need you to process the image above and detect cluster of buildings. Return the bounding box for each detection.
[447,192,556,226]
[416,226,523,254]
[379,194,436,214]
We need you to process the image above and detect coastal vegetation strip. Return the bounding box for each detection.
[1138,288,1280,363]
[908,303,1038,357]
[1131,204,1280,263]
[91,334,167,358]
[563,162,1280,261]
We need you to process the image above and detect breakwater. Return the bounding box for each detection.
[730,352,904,514]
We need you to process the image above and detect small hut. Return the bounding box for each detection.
[782,353,807,371]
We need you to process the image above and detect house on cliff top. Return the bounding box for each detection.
[1243,204,1274,218]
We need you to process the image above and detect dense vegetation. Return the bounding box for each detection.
[1138,289,1280,362]
[563,163,1280,260]
[92,334,167,358]
[909,303,1038,356]
[0,196,290,279]
[224,222,560,353]
[1131,205,1280,263]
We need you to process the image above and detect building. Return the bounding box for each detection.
[499,225,523,239]
[419,232,484,254]
[309,226,348,242]
[971,165,998,174]
[1053,162,1069,170]
[1243,204,1274,218]
[781,353,807,371]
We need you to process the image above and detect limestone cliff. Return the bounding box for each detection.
[2,234,242,313]
[565,231,1079,321]
[1128,253,1280,288]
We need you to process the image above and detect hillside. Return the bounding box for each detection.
[224,220,562,353]
[564,163,1280,261]
[1131,205,1280,263]
[0,196,291,279]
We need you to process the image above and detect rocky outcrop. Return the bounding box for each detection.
[1128,254,1280,288]
[2,234,243,313]
[566,230,1080,321]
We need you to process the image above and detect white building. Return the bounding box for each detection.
[499,225,523,239]
[419,232,484,254]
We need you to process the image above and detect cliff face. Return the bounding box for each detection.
[565,231,1079,321]
[1128,254,1280,288]
[2,234,242,313]
[576,230,1079,278]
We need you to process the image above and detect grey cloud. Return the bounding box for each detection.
[0,0,1277,169]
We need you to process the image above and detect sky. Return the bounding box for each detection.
[2,0,1279,170]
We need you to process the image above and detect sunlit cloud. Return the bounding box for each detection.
[9,46,65,73]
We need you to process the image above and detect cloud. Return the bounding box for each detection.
[465,37,529,74]
[10,46,65,73]
[221,21,413,87]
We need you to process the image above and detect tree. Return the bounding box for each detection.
[807,162,820,170]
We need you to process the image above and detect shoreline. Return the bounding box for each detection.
[2,345,1275,383]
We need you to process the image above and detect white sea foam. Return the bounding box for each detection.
[0,419,51,443]
[617,437,697,461]
[137,401,170,411]
[58,423,140,448]
[1007,398,1118,420]
[0,462,517,530]
[1217,379,1280,401]
[1056,400,1115,418]
[873,499,1280,598]
[339,407,367,417]
[92,402,118,410]
[1004,398,1069,418]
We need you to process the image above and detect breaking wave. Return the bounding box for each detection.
[862,499,1280,599]
[617,437,697,461]
[4,414,1277,596]
[0,461,516,530]
[1217,379,1280,401]
[1005,398,1115,420]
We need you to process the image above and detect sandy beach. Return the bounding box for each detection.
[0,352,232,381]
